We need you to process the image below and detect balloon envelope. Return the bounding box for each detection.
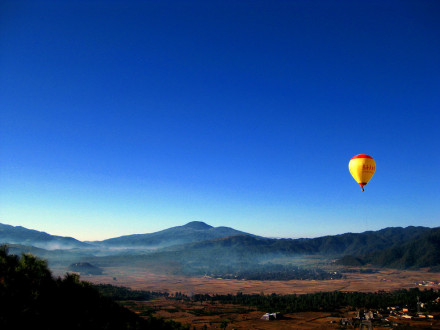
[348,154,376,191]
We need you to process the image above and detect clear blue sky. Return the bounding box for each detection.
[1,0,439,241]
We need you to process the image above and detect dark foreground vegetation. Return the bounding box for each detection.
[0,245,187,330]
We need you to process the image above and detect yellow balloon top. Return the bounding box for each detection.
[348,154,376,191]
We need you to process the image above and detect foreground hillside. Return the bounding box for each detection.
[0,245,187,330]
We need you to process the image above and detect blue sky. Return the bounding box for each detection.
[1,0,439,241]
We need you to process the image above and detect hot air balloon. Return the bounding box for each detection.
[348,154,376,191]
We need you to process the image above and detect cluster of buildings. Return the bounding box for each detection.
[387,305,435,320]
[340,310,393,328]
[416,280,440,287]
[260,312,282,321]
[340,303,439,328]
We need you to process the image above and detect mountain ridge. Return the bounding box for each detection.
[93,221,253,248]
[164,226,433,257]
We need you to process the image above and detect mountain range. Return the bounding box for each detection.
[1,221,439,271]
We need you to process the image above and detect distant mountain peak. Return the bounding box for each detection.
[182,221,213,230]
[0,222,90,250]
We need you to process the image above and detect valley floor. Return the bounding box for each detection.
[51,266,440,328]
[57,267,440,296]
[126,299,342,329]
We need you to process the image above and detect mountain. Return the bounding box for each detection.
[297,226,431,256]
[94,221,253,248]
[0,223,90,250]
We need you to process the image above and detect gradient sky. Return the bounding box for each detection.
[1,0,439,241]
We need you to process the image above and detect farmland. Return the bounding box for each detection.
[61,266,440,328]
[119,299,440,329]
[123,299,343,329]
[66,267,440,296]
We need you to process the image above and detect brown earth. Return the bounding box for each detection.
[60,266,440,329]
[124,299,343,329]
[123,299,440,329]
[75,267,440,295]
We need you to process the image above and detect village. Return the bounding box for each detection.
[258,299,440,328]
[339,298,440,328]
[258,291,440,328]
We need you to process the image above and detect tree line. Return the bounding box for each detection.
[187,289,440,314]
[187,263,344,281]
[92,281,440,315]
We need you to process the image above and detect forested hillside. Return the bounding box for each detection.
[164,226,431,256]
[337,227,440,269]
[364,227,440,268]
